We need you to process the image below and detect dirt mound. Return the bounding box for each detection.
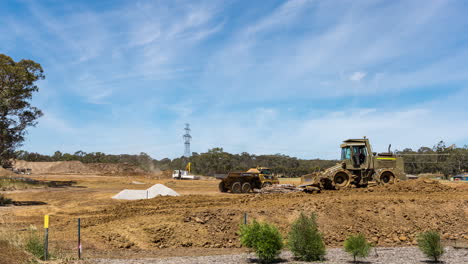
[86,163,146,176]
[13,160,94,174]
[0,168,14,177]
[376,178,455,193]
[12,160,147,175]
[160,170,173,179]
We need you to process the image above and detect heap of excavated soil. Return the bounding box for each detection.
[0,168,14,177]
[12,160,148,175]
[375,178,455,193]
[13,160,94,174]
[86,163,146,176]
[81,183,467,250]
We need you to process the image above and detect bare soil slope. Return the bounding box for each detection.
[13,160,147,175]
[86,163,146,175]
[0,168,14,177]
[81,179,467,250]
[13,160,94,174]
[1,176,467,260]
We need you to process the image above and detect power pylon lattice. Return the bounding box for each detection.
[183,124,192,157]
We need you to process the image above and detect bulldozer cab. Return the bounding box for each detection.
[340,139,372,169]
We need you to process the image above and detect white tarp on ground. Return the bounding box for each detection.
[112,184,180,200]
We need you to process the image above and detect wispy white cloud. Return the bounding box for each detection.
[2,0,467,158]
[200,0,468,101]
[349,71,366,81]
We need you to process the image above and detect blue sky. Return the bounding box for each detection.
[1,0,467,159]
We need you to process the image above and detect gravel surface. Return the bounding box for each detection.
[91,247,468,264]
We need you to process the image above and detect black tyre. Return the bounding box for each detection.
[231,182,242,193]
[261,182,272,188]
[241,182,251,193]
[219,182,228,192]
[379,171,395,185]
[333,172,350,189]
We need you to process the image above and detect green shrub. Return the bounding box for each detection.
[344,233,372,263]
[25,228,45,260]
[0,194,12,205]
[417,231,444,262]
[288,212,326,261]
[239,219,284,263]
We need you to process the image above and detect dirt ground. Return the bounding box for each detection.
[0,174,467,261]
[12,160,147,175]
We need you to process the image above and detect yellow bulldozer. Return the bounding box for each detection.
[300,138,406,190]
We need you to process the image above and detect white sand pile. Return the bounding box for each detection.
[147,184,180,197]
[112,183,179,200]
[112,189,148,200]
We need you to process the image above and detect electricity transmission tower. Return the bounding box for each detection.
[183,124,192,157]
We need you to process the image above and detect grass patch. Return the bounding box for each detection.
[0,218,36,263]
[0,177,45,191]
[0,194,12,206]
[25,227,46,260]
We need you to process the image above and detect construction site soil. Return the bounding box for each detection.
[0,168,14,177]
[0,175,467,260]
[12,160,147,175]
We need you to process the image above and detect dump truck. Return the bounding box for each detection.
[219,167,279,193]
[300,138,406,190]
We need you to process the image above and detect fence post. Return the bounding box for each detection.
[44,215,49,260]
[243,212,247,225]
[78,218,81,259]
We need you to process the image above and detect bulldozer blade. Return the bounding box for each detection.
[299,173,321,188]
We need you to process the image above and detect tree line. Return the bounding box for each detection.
[14,148,338,177]
[13,141,468,177]
[396,141,467,176]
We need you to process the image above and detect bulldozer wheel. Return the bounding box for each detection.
[231,182,242,193]
[379,171,395,185]
[333,172,350,189]
[218,182,228,193]
[241,182,251,193]
[261,182,272,188]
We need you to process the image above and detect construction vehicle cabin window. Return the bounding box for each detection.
[341,147,351,160]
[352,146,367,164]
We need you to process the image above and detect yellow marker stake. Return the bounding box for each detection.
[44,215,49,228]
[44,215,49,260]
